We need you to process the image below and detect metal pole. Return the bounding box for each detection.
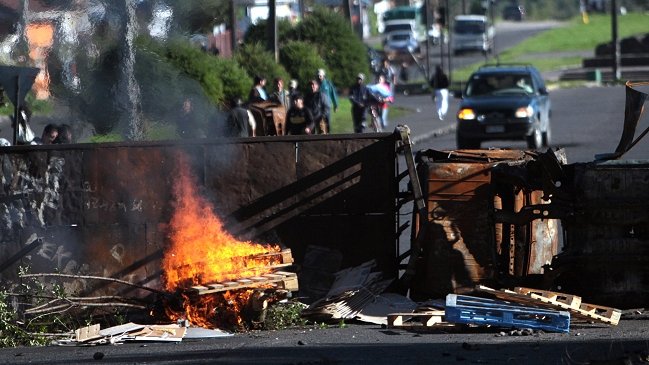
[268,0,278,61]
[13,75,20,145]
[425,0,431,79]
[611,0,621,81]
[445,0,451,84]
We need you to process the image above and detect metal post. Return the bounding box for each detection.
[13,75,20,145]
[611,0,621,81]
[445,0,451,84]
[425,0,431,78]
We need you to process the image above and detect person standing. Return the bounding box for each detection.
[33,124,59,144]
[349,73,369,133]
[379,58,396,89]
[316,69,338,133]
[285,94,315,135]
[288,79,300,109]
[430,65,450,120]
[305,79,330,134]
[225,97,256,137]
[248,75,268,103]
[270,77,291,113]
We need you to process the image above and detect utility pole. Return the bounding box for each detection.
[230,0,237,54]
[268,0,278,61]
[611,0,621,81]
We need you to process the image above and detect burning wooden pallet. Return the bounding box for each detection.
[475,285,621,325]
[187,250,298,295]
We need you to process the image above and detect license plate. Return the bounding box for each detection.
[485,125,505,133]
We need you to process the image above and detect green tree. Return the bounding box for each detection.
[234,43,291,89]
[167,0,231,33]
[279,40,327,93]
[294,7,369,89]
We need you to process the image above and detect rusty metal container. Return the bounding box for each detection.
[409,149,560,301]
[550,160,649,308]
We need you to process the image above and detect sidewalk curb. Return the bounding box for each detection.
[411,123,456,145]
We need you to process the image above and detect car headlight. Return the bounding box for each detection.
[458,108,476,120]
[515,106,534,118]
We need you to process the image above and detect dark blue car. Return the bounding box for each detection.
[455,64,551,149]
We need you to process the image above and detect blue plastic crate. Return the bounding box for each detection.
[445,294,570,333]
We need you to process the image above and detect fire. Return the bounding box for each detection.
[162,154,281,328]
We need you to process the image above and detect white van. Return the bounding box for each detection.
[452,15,494,55]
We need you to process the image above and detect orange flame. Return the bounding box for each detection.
[162,154,280,292]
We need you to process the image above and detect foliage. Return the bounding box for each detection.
[243,18,295,46]
[263,301,308,330]
[279,41,327,94]
[234,43,291,88]
[159,37,251,105]
[293,7,370,89]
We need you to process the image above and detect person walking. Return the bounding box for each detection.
[305,79,330,134]
[430,65,450,120]
[368,74,393,130]
[349,73,369,133]
[316,69,338,133]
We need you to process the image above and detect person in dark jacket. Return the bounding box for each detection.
[349,73,369,133]
[285,94,315,135]
[248,75,268,104]
[226,98,255,137]
[430,64,450,120]
[304,79,330,134]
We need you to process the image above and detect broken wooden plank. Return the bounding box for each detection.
[75,324,102,342]
[514,287,582,310]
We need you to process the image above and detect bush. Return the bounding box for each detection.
[294,7,370,89]
[279,41,327,94]
[234,43,291,91]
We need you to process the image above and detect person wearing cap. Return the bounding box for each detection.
[316,69,338,134]
[288,79,300,109]
[225,97,255,137]
[349,73,369,133]
[285,94,315,135]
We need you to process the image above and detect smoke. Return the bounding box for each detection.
[1,0,227,141]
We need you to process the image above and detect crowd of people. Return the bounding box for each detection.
[228,59,401,137]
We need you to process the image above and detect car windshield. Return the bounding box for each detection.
[465,73,534,97]
[384,24,412,33]
[391,34,411,41]
[454,21,486,34]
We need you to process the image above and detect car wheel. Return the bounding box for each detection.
[542,124,552,147]
[527,127,542,150]
[457,135,480,149]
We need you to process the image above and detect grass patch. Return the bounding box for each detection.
[330,97,411,134]
[451,12,649,83]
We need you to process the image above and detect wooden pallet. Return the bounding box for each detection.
[387,311,456,329]
[474,285,621,325]
[189,271,298,295]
